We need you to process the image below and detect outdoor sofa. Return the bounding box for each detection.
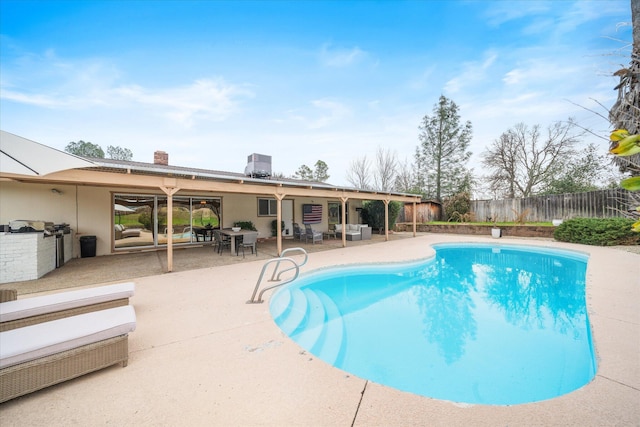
[0,283,136,402]
[114,224,141,239]
[0,282,135,332]
[0,305,136,403]
[335,224,372,241]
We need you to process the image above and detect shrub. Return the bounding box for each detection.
[361,200,401,231]
[233,221,257,231]
[554,218,640,246]
[444,192,471,222]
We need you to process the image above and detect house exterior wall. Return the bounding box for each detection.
[0,181,80,226]
[1,181,366,261]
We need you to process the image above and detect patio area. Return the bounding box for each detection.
[0,234,638,426]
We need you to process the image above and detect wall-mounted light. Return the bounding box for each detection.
[51,188,63,195]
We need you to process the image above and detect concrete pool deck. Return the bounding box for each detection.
[0,234,638,426]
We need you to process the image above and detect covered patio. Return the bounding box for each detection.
[0,131,421,278]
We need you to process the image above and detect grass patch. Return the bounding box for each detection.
[427,221,553,227]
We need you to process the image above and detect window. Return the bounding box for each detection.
[258,198,277,216]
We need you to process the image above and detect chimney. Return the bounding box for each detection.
[154,150,168,165]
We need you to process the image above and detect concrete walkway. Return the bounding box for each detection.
[0,234,638,426]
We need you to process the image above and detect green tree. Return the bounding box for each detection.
[293,160,330,182]
[415,95,473,201]
[65,140,104,158]
[293,164,313,180]
[107,145,133,161]
[313,160,329,182]
[543,143,608,194]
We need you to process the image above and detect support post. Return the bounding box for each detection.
[161,185,179,272]
[384,199,390,241]
[340,196,348,247]
[413,199,417,237]
[275,193,285,256]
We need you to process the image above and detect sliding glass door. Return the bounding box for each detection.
[113,194,221,250]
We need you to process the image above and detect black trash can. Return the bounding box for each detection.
[79,235,97,258]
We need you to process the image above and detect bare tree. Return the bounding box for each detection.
[481,120,586,198]
[373,147,398,191]
[394,157,420,194]
[346,156,371,189]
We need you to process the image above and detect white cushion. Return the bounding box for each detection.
[0,282,135,323]
[0,305,136,368]
[334,224,342,232]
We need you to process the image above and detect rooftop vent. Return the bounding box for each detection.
[244,153,271,178]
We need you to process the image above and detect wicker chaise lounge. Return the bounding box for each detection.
[0,282,135,332]
[0,305,136,403]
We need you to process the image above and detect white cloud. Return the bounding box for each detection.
[319,43,368,67]
[483,1,551,27]
[444,51,498,94]
[0,50,253,128]
[114,79,254,127]
[285,98,352,130]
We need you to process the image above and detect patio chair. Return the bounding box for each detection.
[213,230,231,255]
[237,231,259,258]
[293,223,304,241]
[304,224,323,244]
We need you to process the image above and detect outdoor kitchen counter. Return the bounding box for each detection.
[0,232,56,284]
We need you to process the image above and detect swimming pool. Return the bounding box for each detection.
[270,243,597,405]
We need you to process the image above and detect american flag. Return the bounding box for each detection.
[303,204,322,224]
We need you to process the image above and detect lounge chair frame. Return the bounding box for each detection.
[0,335,129,403]
[0,299,129,332]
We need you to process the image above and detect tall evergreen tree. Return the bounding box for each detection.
[293,160,330,182]
[415,95,472,201]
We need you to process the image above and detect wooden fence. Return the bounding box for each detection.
[470,189,633,223]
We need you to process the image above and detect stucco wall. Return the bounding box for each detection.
[0,181,80,226]
[1,180,365,258]
[0,181,144,257]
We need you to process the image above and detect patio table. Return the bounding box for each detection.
[219,229,256,255]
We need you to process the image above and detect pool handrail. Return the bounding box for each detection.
[248,248,307,304]
[269,247,308,282]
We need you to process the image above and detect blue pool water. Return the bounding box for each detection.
[269,243,597,405]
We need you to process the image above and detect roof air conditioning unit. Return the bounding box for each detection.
[244,153,272,178]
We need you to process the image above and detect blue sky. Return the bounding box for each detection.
[0,0,633,187]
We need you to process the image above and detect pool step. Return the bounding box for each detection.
[311,289,346,366]
[274,288,308,335]
[273,287,346,367]
[269,288,292,321]
[290,288,326,349]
